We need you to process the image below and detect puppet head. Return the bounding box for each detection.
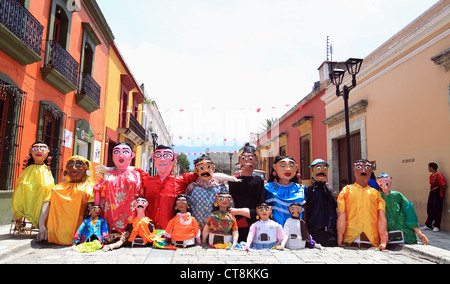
[376,172,392,193]
[152,145,177,178]
[239,143,257,176]
[256,203,272,221]
[310,159,329,183]
[194,154,215,182]
[353,159,373,187]
[288,202,303,219]
[28,141,51,166]
[65,156,92,183]
[269,155,299,185]
[111,142,135,171]
[135,197,149,215]
[89,204,101,218]
[174,194,191,214]
[213,192,233,212]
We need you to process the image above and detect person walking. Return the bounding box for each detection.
[422,162,446,232]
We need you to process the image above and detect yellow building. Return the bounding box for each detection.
[101,43,146,168]
[321,1,450,229]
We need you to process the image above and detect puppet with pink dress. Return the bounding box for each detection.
[94,142,143,234]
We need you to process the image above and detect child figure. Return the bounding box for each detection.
[202,192,238,249]
[164,194,201,248]
[279,202,319,250]
[72,204,109,253]
[244,203,283,250]
[102,197,157,251]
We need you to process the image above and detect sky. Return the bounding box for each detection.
[96,0,439,158]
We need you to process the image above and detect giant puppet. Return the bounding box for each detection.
[11,141,54,233]
[185,154,230,230]
[39,156,95,244]
[377,172,429,245]
[202,192,238,249]
[229,143,266,242]
[265,155,305,226]
[94,142,143,234]
[134,145,198,230]
[304,159,338,247]
[336,159,388,250]
[103,197,159,251]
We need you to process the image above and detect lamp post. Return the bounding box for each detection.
[329,58,363,185]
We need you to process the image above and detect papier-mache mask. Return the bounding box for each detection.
[152,145,177,177]
[353,159,373,184]
[65,155,92,183]
[309,159,329,183]
[111,142,135,171]
[376,172,392,191]
[194,154,215,182]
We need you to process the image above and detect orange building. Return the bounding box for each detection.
[0,0,114,223]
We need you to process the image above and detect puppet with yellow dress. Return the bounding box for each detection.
[11,141,54,232]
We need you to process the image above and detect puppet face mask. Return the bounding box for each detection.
[112,144,135,171]
[289,204,302,218]
[152,148,175,176]
[353,161,373,185]
[66,158,88,182]
[195,159,215,181]
[30,143,50,165]
[175,196,189,213]
[310,160,329,183]
[273,158,298,182]
[256,205,272,221]
[135,197,148,214]
[376,173,392,192]
[239,153,257,174]
[215,193,232,210]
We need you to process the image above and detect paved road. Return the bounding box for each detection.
[1,225,449,267]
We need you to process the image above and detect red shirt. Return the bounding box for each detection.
[430,172,446,197]
[135,169,197,229]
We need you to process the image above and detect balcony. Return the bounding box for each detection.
[40,40,79,94]
[0,0,43,65]
[75,73,101,113]
[117,113,146,145]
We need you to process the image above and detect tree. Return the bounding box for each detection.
[177,153,190,174]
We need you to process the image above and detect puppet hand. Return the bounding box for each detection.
[376,243,388,252]
[213,173,241,182]
[418,233,429,245]
[102,245,113,252]
[95,164,107,177]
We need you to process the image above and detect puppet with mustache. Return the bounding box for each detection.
[304,159,338,247]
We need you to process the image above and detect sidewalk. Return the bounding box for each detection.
[1,223,450,264]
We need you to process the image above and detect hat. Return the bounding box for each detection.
[309,159,329,168]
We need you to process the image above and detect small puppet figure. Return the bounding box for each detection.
[244,203,283,250]
[337,159,388,250]
[94,142,143,234]
[377,173,429,245]
[229,143,266,242]
[304,159,338,247]
[265,155,305,226]
[279,203,319,250]
[72,204,109,253]
[164,194,201,248]
[202,192,238,249]
[11,141,54,232]
[186,154,229,230]
[42,156,95,245]
[103,197,157,251]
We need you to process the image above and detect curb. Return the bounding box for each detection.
[403,244,450,264]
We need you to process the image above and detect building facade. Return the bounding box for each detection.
[0,0,114,224]
[321,1,449,229]
[255,82,328,187]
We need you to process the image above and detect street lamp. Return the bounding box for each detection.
[330,58,363,185]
